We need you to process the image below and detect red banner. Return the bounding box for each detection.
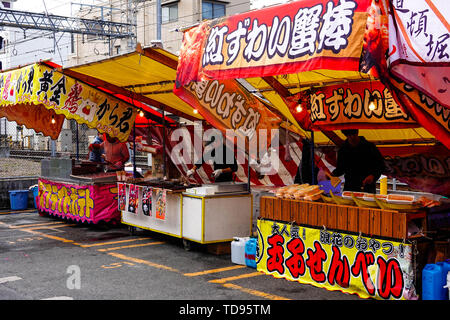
[380,145,450,197]
[174,79,282,148]
[176,0,372,87]
[387,76,450,150]
[287,80,418,130]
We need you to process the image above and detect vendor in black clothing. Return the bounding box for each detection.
[186,137,238,182]
[331,129,385,194]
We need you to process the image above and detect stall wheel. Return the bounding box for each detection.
[128,225,137,236]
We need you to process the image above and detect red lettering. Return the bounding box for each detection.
[266,234,284,274]
[377,257,404,299]
[306,241,327,283]
[327,246,350,288]
[285,238,306,278]
[351,251,376,296]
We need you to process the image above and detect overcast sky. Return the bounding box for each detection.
[12,0,95,16]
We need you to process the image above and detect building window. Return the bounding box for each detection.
[162,2,178,23]
[202,1,226,20]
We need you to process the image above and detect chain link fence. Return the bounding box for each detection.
[0,118,149,176]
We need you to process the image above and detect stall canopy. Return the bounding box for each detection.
[0,61,139,141]
[62,46,204,124]
[174,0,444,146]
[174,0,449,195]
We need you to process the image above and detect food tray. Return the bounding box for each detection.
[374,198,422,212]
[330,190,355,205]
[351,194,380,208]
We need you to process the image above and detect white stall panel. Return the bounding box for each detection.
[203,195,252,242]
[181,196,203,242]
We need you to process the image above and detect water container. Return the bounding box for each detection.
[30,185,39,209]
[422,263,445,300]
[444,271,450,300]
[245,238,257,269]
[231,237,249,265]
[9,190,29,210]
[439,261,450,299]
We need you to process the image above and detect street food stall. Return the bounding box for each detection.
[174,0,450,300]
[62,47,255,245]
[0,60,147,223]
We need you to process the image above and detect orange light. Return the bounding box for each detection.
[193,109,198,114]
[51,116,56,124]
[139,110,144,117]
[296,104,302,113]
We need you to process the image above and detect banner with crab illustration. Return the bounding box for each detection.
[257,219,418,300]
[0,63,137,142]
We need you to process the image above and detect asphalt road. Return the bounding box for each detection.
[0,209,362,302]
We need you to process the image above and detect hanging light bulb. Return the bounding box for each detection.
[51,115,55,124]
[368,96,376,111]
[296,99,303,113]
[139,110,144,117]
[193,109,198,114]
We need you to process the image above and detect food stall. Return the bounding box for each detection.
[174,0,449,300]
[61,47,255,245]
[0,60,143,224]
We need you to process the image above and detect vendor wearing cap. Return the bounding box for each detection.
[89,133,130,172]
[330,129,385,194]
[186,136,238,183]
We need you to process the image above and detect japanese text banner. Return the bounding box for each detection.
[176,0,372,87]
[174,78,282,147]
[257,219,417,300]
[37,179,120,224]
[0,64,137,142]
[291,80,418,130]
[388,0,450,109]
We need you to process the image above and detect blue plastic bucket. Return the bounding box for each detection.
[245,238,257,269]
[9,190,29,210]
[31,186,39,209]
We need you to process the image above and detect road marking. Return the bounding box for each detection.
[78,237,150,248]
[107,252,180,273]
[97,241,165,252]
[209,271,264,284]
[23,224,76,230]
[9,221,65,229]
[41,296,74,300]
[0,209,37,215]
[0,276,22,284]
[222,283,291,300]
[184,265,246,277]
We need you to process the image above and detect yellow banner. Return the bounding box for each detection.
[257,219,417,300]
[0,64,137,142]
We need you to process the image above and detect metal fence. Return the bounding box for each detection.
[0,118,147,165]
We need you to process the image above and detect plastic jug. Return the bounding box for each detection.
[245,238,257,269]
[444,271,450,300]
[441,261,450,300]
[231,237,249,265]
[422,263,446,300]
